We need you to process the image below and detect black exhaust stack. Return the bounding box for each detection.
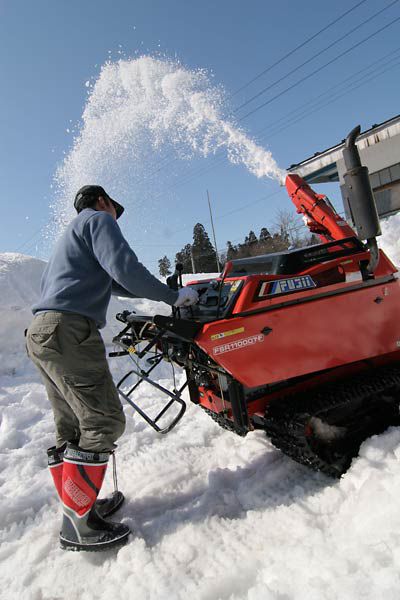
[342,125,381,275]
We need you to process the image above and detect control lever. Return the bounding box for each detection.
[167,262,184,319]
[166,262,184,291]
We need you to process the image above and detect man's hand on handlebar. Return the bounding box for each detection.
[174,287,199,308]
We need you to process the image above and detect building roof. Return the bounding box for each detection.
[287,114,400,184]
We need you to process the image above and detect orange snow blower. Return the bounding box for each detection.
[110,126,400,477]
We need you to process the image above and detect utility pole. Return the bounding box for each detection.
[190,246,196,274]
[207,190,221,272]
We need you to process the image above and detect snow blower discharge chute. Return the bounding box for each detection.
[110,126,400,477]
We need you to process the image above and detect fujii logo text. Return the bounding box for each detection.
[259,275,316,297]
[213,334,264,355]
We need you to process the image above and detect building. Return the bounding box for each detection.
[288,114,400,221]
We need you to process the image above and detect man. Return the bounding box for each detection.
[26,185,198,552]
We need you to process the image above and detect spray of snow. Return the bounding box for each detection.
[51,56,285,237]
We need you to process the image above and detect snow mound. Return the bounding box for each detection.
[0,252,45,308]
[0,253,46,375]
[379,213,400,267]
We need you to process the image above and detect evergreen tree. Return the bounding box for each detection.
[175,243,193,274]
[259,227,272,241]
[259,227,274,253]
[226,241,237,261]
[172,215,313,275]
[192,223,217,272]
[235,243,248,259]
[246,230,259,256]
[158,255,172,278]
[247,230,258,245]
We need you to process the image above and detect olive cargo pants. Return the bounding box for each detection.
[26,312,126,452]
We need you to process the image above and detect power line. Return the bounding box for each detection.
[135,191,282,248]
[134,16,400,202]
[252,45,400,140]
[240,14,400,121]
[215,190,282,221]
[229,0,369,98]
[134,44,400,219]
[140,54,400,255]
[254,48,400,143]
[104,40,400,258]
[20,17,400,260]
[13,224,45,253]
[264,58,400,143]
[137,1,376,185]
[235,0,399,112]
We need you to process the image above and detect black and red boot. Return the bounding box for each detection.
[47,445,125,518]
[59,444,130,552]
[47,444,65,499]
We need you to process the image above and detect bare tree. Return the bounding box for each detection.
[274,209,310,248]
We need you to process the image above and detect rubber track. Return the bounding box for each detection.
[264,364,400,478]
[202,407,248,437]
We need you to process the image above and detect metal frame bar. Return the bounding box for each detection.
[112,336,187,434]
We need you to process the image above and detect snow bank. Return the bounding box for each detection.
[379,213,400,267]
[0,253,46,375]
[2,254,400,599]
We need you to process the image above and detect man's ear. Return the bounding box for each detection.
[97,196,107,209]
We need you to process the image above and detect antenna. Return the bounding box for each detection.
[207,190,222,273]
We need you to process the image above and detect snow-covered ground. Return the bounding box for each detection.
[1,243,400,600]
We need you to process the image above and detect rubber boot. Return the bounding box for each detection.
[59,444,130,552]
[47,444,65,499]
[47,445,125,518]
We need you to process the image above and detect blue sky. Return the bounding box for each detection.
[1,0,399,272]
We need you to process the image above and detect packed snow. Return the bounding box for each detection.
[1,240,400,599]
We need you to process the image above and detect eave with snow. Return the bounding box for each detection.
[287,114,400,221]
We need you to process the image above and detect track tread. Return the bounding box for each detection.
[202,407,248,437]
[264,364,400,478]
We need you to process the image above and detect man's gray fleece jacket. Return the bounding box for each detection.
[32,208,178,328]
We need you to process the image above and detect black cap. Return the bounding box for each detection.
[74,185,125,219]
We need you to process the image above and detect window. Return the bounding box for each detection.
[389,163,400,182]
[369,163,400,189]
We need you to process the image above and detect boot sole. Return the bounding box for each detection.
[60,530,130,552]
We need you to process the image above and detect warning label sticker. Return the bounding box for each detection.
[211,327,245,341]
[213,334,264,356]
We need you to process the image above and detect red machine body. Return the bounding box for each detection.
[182,173,400,463]
[197,271,400,389]
[285,173,356,242]
[191,174,399,390]
[112,141,400,477]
